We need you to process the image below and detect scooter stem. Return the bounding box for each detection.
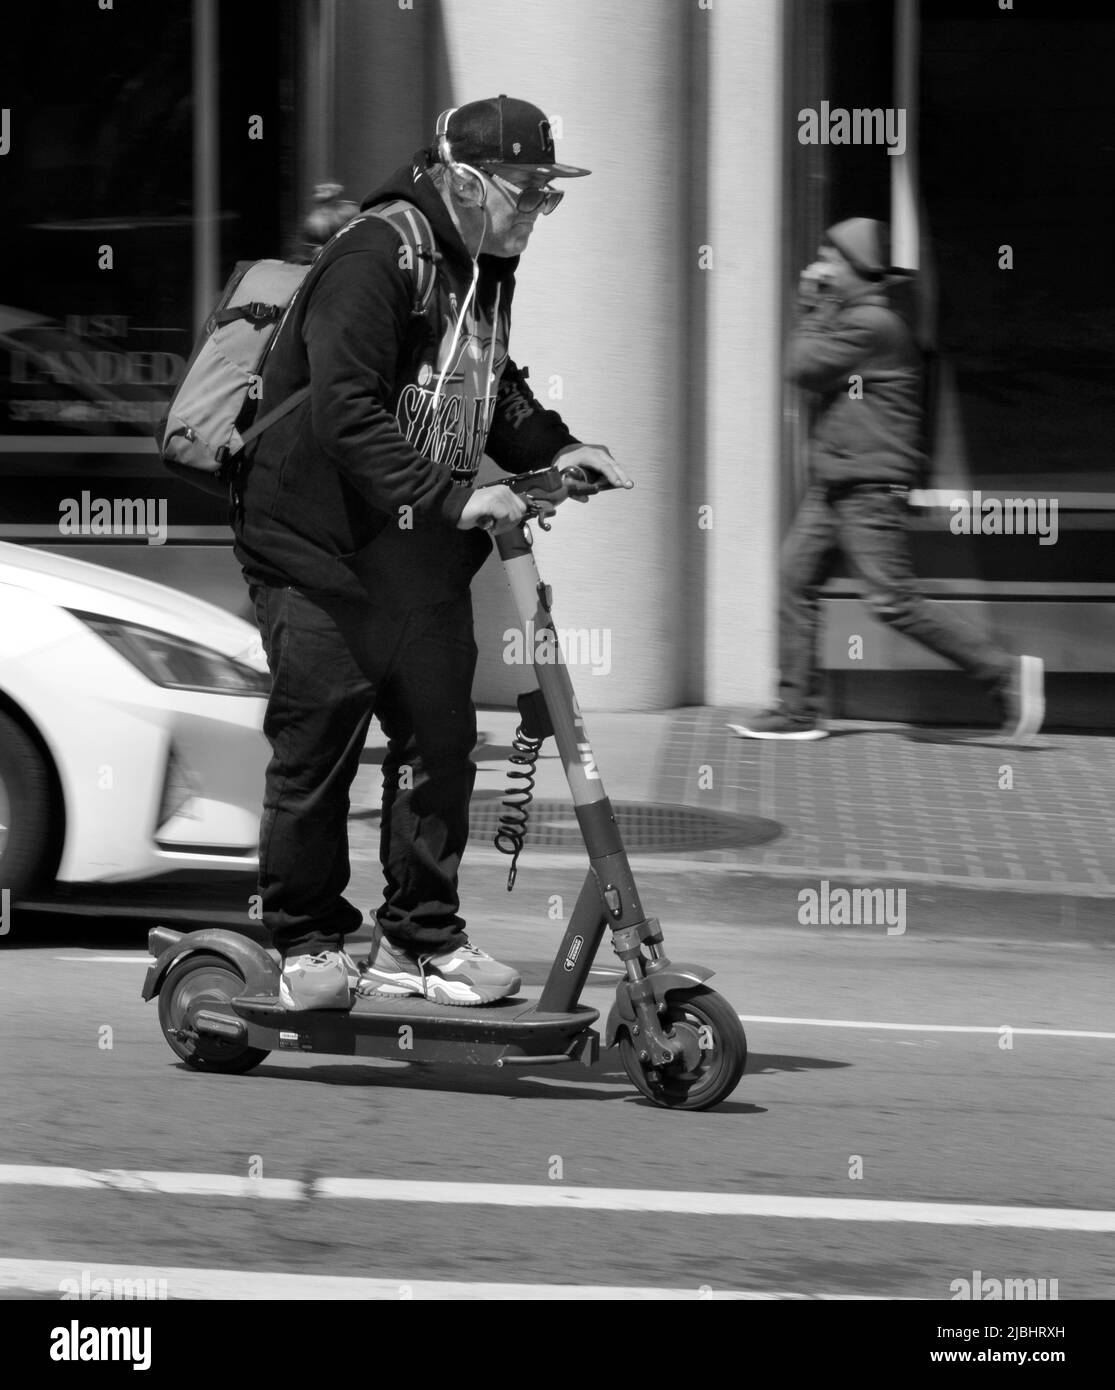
[495,524,608,808]
[494,522,681,1065]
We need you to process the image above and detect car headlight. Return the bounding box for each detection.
[68,611,271,696]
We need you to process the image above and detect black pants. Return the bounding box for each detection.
[779,483,1015,718]
[249,583,478,958]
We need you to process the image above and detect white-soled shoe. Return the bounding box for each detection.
[357,937,520,1007]
[998,656,1045,744]
[728,710,828,740]
[278,950,355,1011]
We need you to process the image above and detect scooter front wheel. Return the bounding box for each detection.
[618,985,746,1111]
[158,952,270,1074]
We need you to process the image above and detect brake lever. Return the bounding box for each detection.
[479,464,613,534]
[476,501,553,533]
[523,500,554,531]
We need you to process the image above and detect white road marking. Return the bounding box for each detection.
[740,1014,1115,1040]
[53,956,154,964]
[42,961,1115,1037]
[0,1167,1111,1231]
[0,1257,894,1300]
[54,955,622,977]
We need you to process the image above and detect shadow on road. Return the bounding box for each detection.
[168,1057,765,1112]
[902,730,1057,751]
[746,1052,851,1074]
[3,874,267,949]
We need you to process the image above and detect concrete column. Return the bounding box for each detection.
[702,0,783,707]
[191,0,219,338]
[329,0,783,711]
[332,0,449,197]
[892,0,920,270]
[438,0,690,710]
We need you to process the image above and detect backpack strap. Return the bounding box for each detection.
[237,204,438,458]
[236,383,312,452]
[367,200,439,316]
[212,301,286,328]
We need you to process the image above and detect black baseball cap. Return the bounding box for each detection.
[439,95,590,178]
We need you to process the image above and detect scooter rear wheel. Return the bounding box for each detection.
[618,985,746,1111]
[158,953,270,1074]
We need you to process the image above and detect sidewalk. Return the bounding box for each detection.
[353,707,1115,897]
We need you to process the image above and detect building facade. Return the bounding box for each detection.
[2,0,1110,721]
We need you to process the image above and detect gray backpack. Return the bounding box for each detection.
[157,201,437,496]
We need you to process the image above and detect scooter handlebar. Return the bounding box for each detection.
[503,464,615,499]
[474,465,616,532]
[557,464,615,497]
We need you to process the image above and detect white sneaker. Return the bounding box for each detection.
[998,656,1045,743]
[357,937,521,1007]
[728,709,828,740]
[278,950,354,1011]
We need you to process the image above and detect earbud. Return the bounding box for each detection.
[446,157,486,208]
[452,167,487,207]
[436,107,487,210]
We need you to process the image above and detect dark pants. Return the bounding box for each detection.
[779,483,1014,718]
[248,583,478,958]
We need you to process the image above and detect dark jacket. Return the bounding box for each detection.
[233,153,579,607]
[784,273,925,488]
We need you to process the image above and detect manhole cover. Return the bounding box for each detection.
[468,799,781,853]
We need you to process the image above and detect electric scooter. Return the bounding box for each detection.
[142,466,747,1110]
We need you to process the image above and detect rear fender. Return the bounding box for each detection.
[141,928,278,1001]
[603,962,715,1048]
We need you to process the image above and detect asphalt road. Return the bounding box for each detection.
[1,858,1112,1301]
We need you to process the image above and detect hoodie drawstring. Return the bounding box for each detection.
[431,256,479,415]
[482,280,501,431]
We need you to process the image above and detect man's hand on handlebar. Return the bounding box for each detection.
[552,443,632,501]
[458,444,629,535]
[457,485,537,535]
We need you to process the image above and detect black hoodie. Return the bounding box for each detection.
[233,153,579,607]
[784,272,926,487]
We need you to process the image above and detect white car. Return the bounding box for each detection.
[0,542,270,901]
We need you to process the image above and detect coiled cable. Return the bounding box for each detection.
[494,724,544,890]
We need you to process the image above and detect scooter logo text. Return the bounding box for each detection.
[563,935,585,972]
[577,744,601,780]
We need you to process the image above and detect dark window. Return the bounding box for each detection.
[0,0,297,538]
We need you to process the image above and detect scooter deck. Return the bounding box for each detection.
[228,993,601,1065]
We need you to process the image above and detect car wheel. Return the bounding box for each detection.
[0,710,54,902]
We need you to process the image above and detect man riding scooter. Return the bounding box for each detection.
[233,96,629,1012]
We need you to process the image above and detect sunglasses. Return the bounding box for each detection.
[483,168,564,216]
